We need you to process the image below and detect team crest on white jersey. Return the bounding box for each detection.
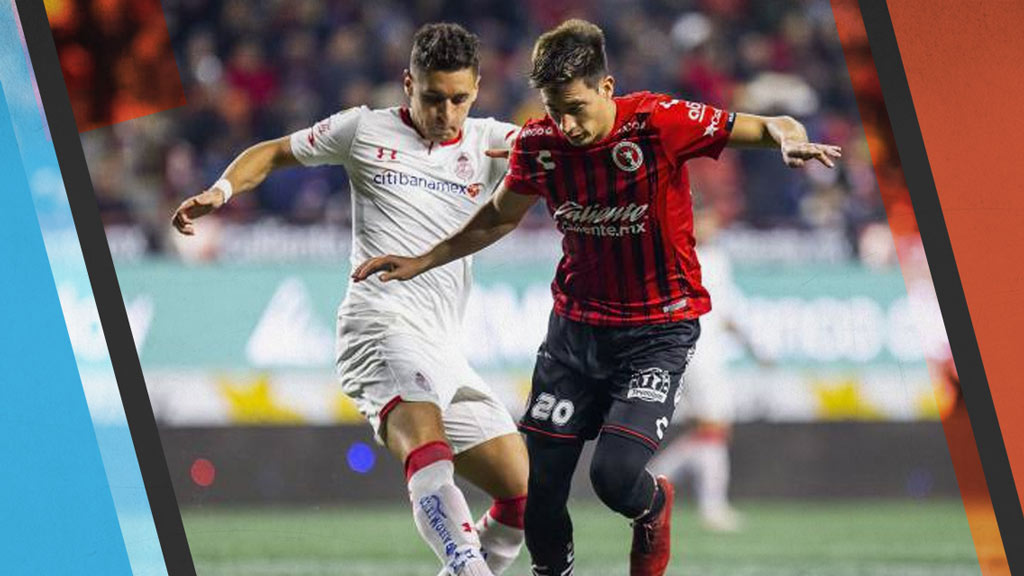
[454,152,476,181]
[612,141,644,172]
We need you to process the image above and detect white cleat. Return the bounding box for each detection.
[700,507,744,533]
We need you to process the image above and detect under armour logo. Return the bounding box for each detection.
[377,147,398,160]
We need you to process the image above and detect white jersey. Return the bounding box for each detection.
[682,243,742,423]
[290,106,518,337]
[693,243,740,370]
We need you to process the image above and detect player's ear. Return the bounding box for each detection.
[600,75,615,99]
[403,69,414,98]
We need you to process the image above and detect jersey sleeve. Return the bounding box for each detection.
[481,119,520,194]
[653,99,735,164]
[502,127,545,196]
[488,119,520,150]
[289,106,366,167]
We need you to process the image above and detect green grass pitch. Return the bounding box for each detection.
[182,500,981,575]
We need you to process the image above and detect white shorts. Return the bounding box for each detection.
[336,312,517,454]
[678,345,735,424]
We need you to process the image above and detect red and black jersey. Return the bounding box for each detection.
[505,92,735,326]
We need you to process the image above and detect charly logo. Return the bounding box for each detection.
[612,141,644,172]
[628,367,671,403]
[552,200,649,237]
[454,152,475,181]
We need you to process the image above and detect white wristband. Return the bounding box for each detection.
[213,178,234,203]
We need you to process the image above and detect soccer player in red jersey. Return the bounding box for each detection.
[354,19,840,576]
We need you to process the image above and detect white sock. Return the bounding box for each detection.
[477,511,524,574]
[409,459,493,576]
[695,440,731,515]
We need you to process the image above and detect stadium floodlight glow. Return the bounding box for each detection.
[190,458,216,488]
[346,442,376,475]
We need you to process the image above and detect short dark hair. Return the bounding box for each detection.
[410,23,480,74]
[530,19,608,89]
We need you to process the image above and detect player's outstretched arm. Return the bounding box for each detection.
[352,184,538,283]
[727,113,842,169]
[171,136,298,235]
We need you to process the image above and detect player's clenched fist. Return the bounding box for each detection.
[352,254,430,283]
[171,188,228,236]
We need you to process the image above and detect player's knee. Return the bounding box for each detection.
[590,454,640,514]
[383,401,446,462]
[590,433,653,516]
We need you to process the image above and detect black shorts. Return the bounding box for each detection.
[519,312,700,451]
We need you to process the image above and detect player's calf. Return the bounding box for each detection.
[590,432,674,576]
[477,496,526,574]
[523,435,583,576]
[406,441,494,576]
[450,424,529,574]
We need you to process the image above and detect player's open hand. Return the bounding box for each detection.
[352,254,429,283]
[171,188,227,235]
[781,141,842,169]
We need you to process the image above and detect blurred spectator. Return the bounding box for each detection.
[49,0,186,131]
[70,0,884,258]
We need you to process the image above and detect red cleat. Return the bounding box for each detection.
[629,475,675,576]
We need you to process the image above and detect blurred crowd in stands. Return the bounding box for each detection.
[62,0,889,262]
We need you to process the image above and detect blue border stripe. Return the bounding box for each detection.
[0,38,133,576]
[1,2,168,573]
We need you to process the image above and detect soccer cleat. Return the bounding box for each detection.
[700,506,744,533]
[629,475,675,576]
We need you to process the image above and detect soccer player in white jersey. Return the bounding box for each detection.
[171,23,526,576]
[650,211,759,533]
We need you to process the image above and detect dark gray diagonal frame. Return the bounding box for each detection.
[14,1,196,574]
[859,0,1023,567]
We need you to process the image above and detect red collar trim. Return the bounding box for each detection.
[400,108,462,147]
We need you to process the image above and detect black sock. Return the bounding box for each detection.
[530,541,574,576]
[636,478,665,523]
[525,435,583,576]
